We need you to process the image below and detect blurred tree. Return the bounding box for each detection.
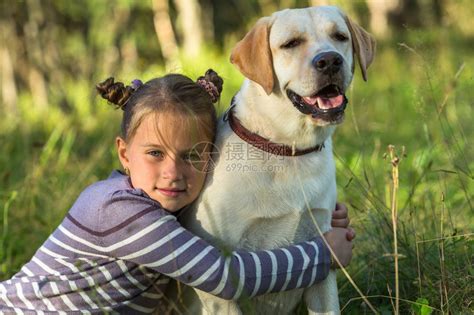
[445,0,473,35]
[309,0,358,17]
[367,0,400,39]
[174,0,204,57]
[258,0,278,15]
[152,0,180,70]
[0,0,472,120]
[367,0,445,39]
[200,0,215,43]
[24,0,48,109]
[387,0,422,31]
[310,0,331,5]
[0,22,18,116]
[432,0,444,25]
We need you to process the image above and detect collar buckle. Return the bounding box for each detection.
[222,97,236,122]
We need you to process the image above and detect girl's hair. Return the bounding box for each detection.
[96,69,223,143]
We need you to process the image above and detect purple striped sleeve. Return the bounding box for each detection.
[105,191,331,300]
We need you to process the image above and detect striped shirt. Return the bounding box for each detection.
[0,171,330,314]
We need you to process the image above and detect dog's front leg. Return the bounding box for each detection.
[304,270,340,315]
[195,290,242,315]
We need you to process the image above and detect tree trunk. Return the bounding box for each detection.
[173,0,204,58]
[152,0,180,70]
[258,0,277,15]
[200,0,215,43]
[280,0,295,9]
[24,0,48,109]
[389,0,422,30]
[309,0,331,6]
[432,0,444,25]
[0,17,17,116]
[0,44,18,116]
[366,0,400,39]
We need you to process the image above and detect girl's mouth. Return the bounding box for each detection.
[158,188,186,197]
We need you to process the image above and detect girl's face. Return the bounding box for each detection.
[117,112,212,212]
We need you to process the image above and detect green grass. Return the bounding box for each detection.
[332,35,474,313]
[0,31,473,313]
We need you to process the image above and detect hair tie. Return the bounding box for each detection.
[197,78,219,103]
[119,79,142,110]
[131,79,143,91]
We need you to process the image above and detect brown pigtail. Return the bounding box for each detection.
[96,77,134,110]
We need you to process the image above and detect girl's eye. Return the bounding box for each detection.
[148,150,165,159]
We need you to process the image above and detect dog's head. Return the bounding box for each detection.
[230,6,376,126]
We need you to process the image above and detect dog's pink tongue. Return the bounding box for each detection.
[302,96,318,106]
[303,95,344,109]
[316,95,344,109]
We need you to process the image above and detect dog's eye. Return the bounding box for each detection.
[281,38,303,49]
[333,32,349,42]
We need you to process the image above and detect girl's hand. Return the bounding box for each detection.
[323,227,353,269]
[331,202,356,241]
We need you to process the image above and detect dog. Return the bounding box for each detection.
[183,6,375,314]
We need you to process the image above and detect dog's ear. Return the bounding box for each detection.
[230,17,274,95]
[345,16,376,81]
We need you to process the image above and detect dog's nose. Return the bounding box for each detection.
[312,52,343,74]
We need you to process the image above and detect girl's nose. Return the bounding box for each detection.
[162,156,184,181]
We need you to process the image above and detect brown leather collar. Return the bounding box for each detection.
[224,102,325,157]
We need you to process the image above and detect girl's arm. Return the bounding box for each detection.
[105,191,331,301]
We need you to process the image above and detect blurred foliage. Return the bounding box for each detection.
[0,0,473,313]
[1,0,473,102]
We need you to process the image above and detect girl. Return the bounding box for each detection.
[0,70,354,314]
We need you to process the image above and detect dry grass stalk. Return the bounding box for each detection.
[387,145,404,314]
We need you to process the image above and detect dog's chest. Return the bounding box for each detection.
[191,127,337,247]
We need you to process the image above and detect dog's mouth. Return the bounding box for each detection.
[287,84,348,124]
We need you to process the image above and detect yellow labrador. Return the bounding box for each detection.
[183,6,375,314]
